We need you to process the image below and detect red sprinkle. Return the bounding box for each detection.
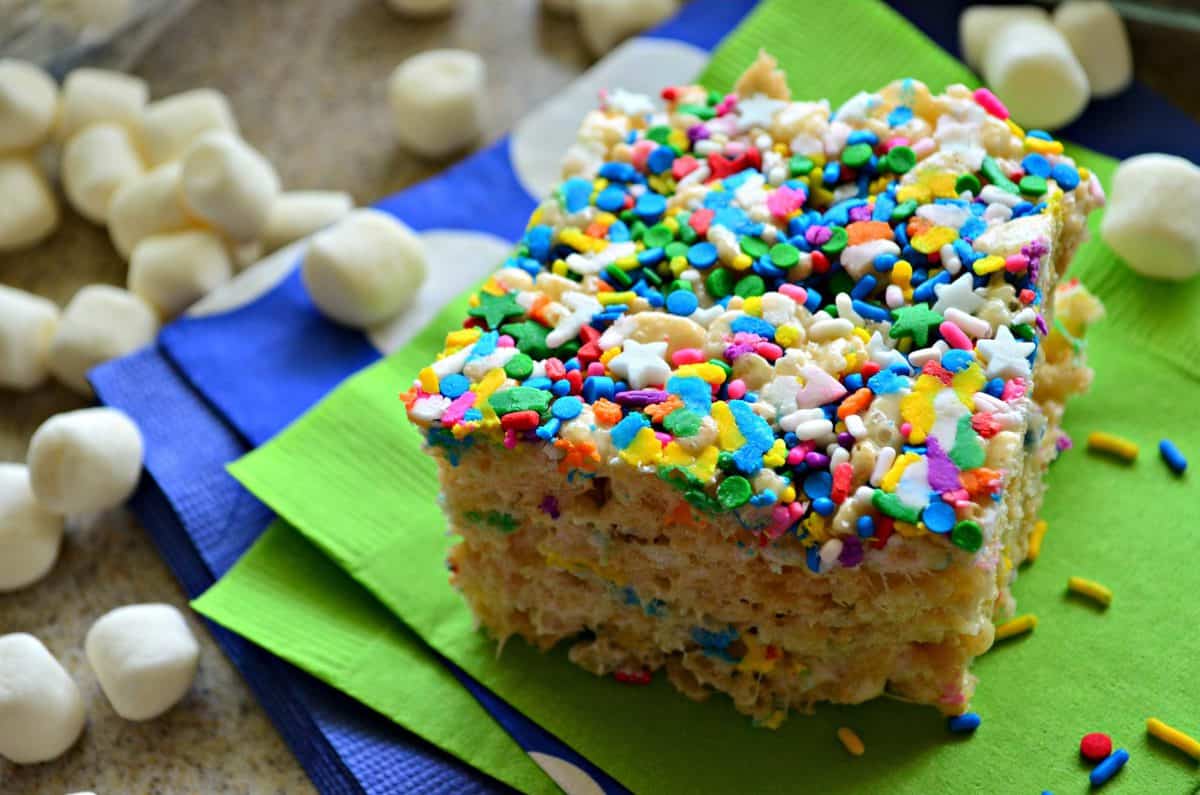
[860,361,881,379]
[831,462,853,504]
[614,668,653,686]
[1080,732,1113,763]
[810,250,830,274]
[544,357,566,380]
[873,516,894,549]
[672,155,700,181]
[971,412,1002,438]
[689,207,714,236]
[500,411,540,432]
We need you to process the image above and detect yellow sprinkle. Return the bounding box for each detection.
[731,253,754,271]
[614,255,640,270]
[762,438,787,468]
[1067,576,1112,607]
[1006,118,1026,138]
[444,326,482,352]
[912,226,957,254]
[973,255,1006,275]
[1087,431,1139,461]
[775,325,800,348]
[1025,137,1064,155]
[1027,519,1048,563]
[551,259,569,277]
[837,727,866,757]
[742,296,763,317]
[619,426,662,467]
[712,401,746,450]
[1146,717,1200,761]
[417,367,438,394]
[891,259,913,288]
[597,291,635,306]
[896,183,932,203]
[995,614,1037,641]
[928,173,958,199]
[780,485,796,503]
[600,346,620,366]
[760,710,786,730]
[668,257,688,276]
[675,362,727,386]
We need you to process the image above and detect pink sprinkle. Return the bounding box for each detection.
[788,501,807,521]
[900,421,912,438]
[755,342,783,361]
[497,334,515,347]
[672,347,705,366]
[778,283,807,304]
[1005,254,1029,274]
[1002,378,1027,401]
[440,391,476,425]
[724,140,747,157]
[939,321,972,350]
[943,488,970,505]
[973,87,1009,120]
[726,378,747,399]
[912,137,937,158]
[630,139,655,172]
[587,361,607,376]
[503,429,518,449]
[786,447,806,466]
[882,136,910,152]
[770,505,790,527]
[654,431,672,445]
[715,93,738,115]
[805,225,832,246]
[672,155,699,181]
[767,185,806,218]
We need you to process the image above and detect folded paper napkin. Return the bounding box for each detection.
[96,0,1200,792]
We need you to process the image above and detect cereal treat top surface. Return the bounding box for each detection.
[403,53,1105,572]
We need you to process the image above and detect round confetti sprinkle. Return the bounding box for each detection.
[643,223,674,248]
[1019,174,1047,196]
[1080,732,1113,763]
[955,173,981,195]
[821,226,848,255]
[595,185,626,213]
[842,142,873,168]
[740,235,769,259]
[705,268,734,298]
[734,274,766,298]
[687,241,718,269]
[1050,162,1080,190]
[666,289,699,316]
[769,242,800,268]
[504,353,534,380]
[551,396,583,420]
[635,193,667,222]
[885,145,916,174]
[951,520,983,552]
[717,475,752,509]
[439,373,470,399]
[922,501,956,534]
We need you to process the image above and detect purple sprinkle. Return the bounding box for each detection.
[687,124,710,142]
[926,437,962,493]
[837,432,855,449]
[839,536,864,567]
[805,451,830,468]
[724,343,755,360]
[1056,433,1074,452]
[539,495,560,519]
[805,225,832,246]
[614,389,670,407]
[848,205,873,223]
[1035,313,1048,335]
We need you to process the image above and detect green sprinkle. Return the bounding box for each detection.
[872,490,920,524]
[488,387,551,416]
[643,223,674,249]
[841,142,874,168]
[642,267,663,286]
[646,125,672,145]
[739,235,769,259]
[678,222,698,244]
[949,415,986,470]
[629,219,646,239]
[684,488,722,514]
[890,199,918,221]
[717,476,753,509]
[734,274,766,298]
[1019,174,1048,196]
[981,156,1020,194]
[468,291,524,329]
[706,89,723,106]
[789,155,815,177]
[955,173,982,195]
[1012,323,1036,340]
[820,225,848,255]
[668,279,693,293]
[705,268,734,298]
[884,145,916,174]
[503,353,533,380]
[951,520,983,553]
[717,451,737,472]
[663,409,702,437]
[708,359,733,379]
[769,242,800,268]
[604,264,632,287]
[664,241,689,260]
[824,304,838,318]
[676,103,715,121]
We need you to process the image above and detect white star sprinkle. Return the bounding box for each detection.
[932,273,985,316]
[546,291,603,348]
[608,339,671,389]
[865,331,907,369]
[606,88,655,117]
[976,326,1035,379]
[736,93,786,132]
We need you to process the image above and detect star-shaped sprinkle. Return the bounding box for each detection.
[608,339,671,389]
[932,273,985,315]
[547,291,603,348]
[469,291,524,329]
[865,331,908,369]
[500,319,552,359]
[736,93,786,132]
[794,365,848,409]
[976,325,1034,379]
[889,303,944,347]
[606,88,655,117]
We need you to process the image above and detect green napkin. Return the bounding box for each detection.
[196,1,1200,792]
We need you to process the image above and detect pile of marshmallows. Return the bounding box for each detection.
[1,408,201,765]
[963,2,1200,282]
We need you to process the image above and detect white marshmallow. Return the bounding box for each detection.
[576,0,679,57]
[385,0,456,17]
[1053,1,1132,98]
[180,130,280,242]
[56,67,148,142]
[107,162,194,259]
[27,407,144,515]
[62,122,145,224]
[85,604,200,722]
[387,49,486,159]
[262,190,354,252]
[301,208,426,328]
[0,463,64,592]
[1101,154,1200,282]
[980,18,1089,130]
[0,156,59,252]
[128,230,233,318]
[0,284,59,390]
[958,5,1048,71]
[0,59,58,152]
[49,285,159,396]
[0,633,85,764]
[141,88,238,166]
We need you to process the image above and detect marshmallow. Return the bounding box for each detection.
[576,0,679,57]
[180,130,280,242]
[1101,154,1200,282]
[49,285,159,396]
[56,67,148,142]
[958,5,1048,71]
[62,122,145,224]
[0,59,58,152]
[980,18,1089,130]
[385,0,456,16]
[141,88,238,166]
[0,284,59,390]
[0,463,65,592]
[129,230,233,318]
[107,162,194,259]
[28,407,144,515]
[85,604,200,721]
[0,633,85,764]
[387,49,486,159]
[262,190,354,252]
[0,156,59,252]
[301,208,427,327]
[1053,1,1133,98]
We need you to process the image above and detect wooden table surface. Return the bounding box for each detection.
[0,1,1196,792]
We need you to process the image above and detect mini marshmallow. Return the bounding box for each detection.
[0,284,59,390]
[388,49,486,159]
[107,162,194,259]
[576,0,679,57]
[0,156,59,252]
[0,59,58,152]
[0,633,85,764]
[128,230,233,318]
[385,0,456,16]
[86,604,200,721]
[56,67,148,142]
[180,130,280,242]
[262,190,354,252]
[1101,154,1200,282]
[141,88,238,166]
[28,407,144,515]
[958,5,1048,71]
[301,208,427,327]
[980,18,1089,130]
[49,285,159,396]
[0,463,64,592]
[62,122,145,224]
[1053,1,1133,98]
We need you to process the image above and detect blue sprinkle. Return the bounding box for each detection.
[752,257,786,279]
[703,190,733,209]
[853,300,891,322]
[562,177,594,213]
[749,490,776,507]
[1050,162,1080,190]
[637,247,665,266]
[868,369,906,395]
[732,445,764,475]
[947,712,981,733]
[874,253,898,272]
[803,289,823,312]
[469,330,499,360]
[524,376,552,391]
[851,274,877,299]
[610,413,648,450]
[856,515,875,538]
[912,270,950,303]
[608,220,631,242]
[551,396,583,420]
[823,162,840,186]
[635,193,667,223]
[463,408,483,422]
[1027,129,1053,140]
[1159,439,1188,475]
[687,242,718,269]
[730,316,776,338]
[439,373,470,399]
[550,379,570,397]
[666,290,699,316]
[598,161,639,183]
[847,129,879,146]
[844,373,864,391]
[581,375,615,403]
[667,375,711,414]
[643,289,664,308]
[887,105,914,127]
[1021,153,1051,178]
[941,349,974,373]
[803,471,833,500]
[535,418,561,441]
[525,225,553,261]
[872,193,897,222]
[1089,749,1129,787]
[595,185,626,213]
[647,146,676,174]
[812,497,835,516]
[922,501,956,534]
[729,400,774,451]
[691,626,738,651]
[984,378,1005,398]
[806,545,821,572]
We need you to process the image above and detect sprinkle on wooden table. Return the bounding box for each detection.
[1087,431,1138,462]
[1027,519,1048,563]
[1146,717,1200,761]
[1067,576,1112,607]
[995,614,1037,641]
[837,727,865,756]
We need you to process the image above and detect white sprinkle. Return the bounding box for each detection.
[819,538,844,570]
[944,307,991,338]
[845,413,867,439]
[980,185,1023,207]
[871,446,897,486]
[808,317,854,341]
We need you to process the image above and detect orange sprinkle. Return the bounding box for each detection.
[644,394,684,423]
[592,398,623,426]
[845,220,894,246]
[399,387,419,408]
[554,438,599,472]
[584,220,609,238]
[528,293,552,325]
[837,387,873,419]
[960,467,1003,499]
[905,215,934,239]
